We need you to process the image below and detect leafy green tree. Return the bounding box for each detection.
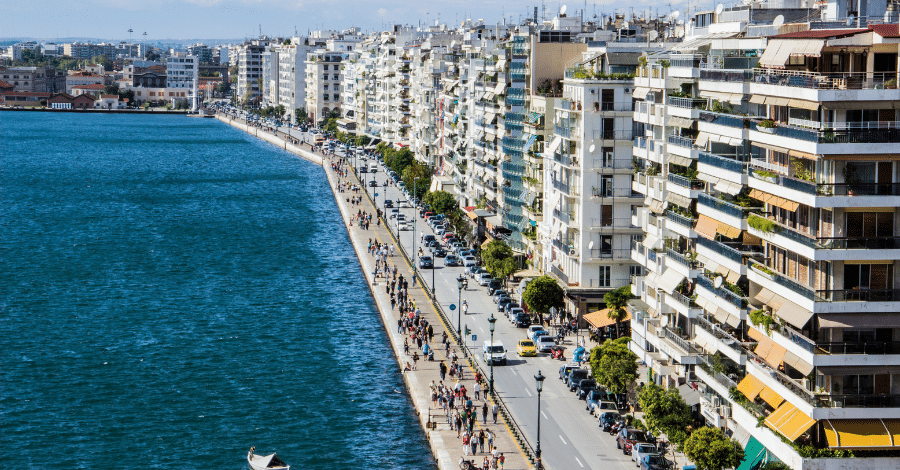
[682,427,744,470]
[637,383,692,448]
[91,55,113,71]
[295,108,308,125]
[104,84,119,95]
[354,135,371,147]
[424,190,457,215]
[388,148,415,175]
[275,104,285,118]
[144,49,161,61]
[589,337,638,394]
[604,285,633,338]
[402,162,432,200]
[522,275,565,319]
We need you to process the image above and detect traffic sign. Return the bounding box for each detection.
[375,192,379,197]
[471,334,477,342]
[449,303,456,311]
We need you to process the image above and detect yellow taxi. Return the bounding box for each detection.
[517,339,537,357]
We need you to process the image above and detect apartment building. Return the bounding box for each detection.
[236,38,275,105]
[276,39,314,123]
[629,6,900,468]
[0,65,59,93]
[305,50,346,123]
[166,53,198,89]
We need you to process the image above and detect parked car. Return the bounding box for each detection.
[585,390,606,413]
[497,297,513,312]
[445,255,462,267]
[430,247,448,258]
[528,325,546,337]
[423,235,436,245]
[462,255,478,267]
[384,199,393,208]
[442,233,456,242]
[559,364,579,380]
[514,312,531,328]
[388,208,400,218]
[504,303,521,315]
[418,256,434,269]
[516,339,537,357]
[593,400,619,416]
[468,266,487,278]
[632,443,659,467]
[531,330,550,343]
[617,428,652,455]
[487,280,503,294]
[477,273,493,286]
[575,379,598,399]
[640,454,673,470]
[492,290,509,303]
[564,369,589,387]
[396,221,409,230]
[535,335,556,353]
[368,180,376,186]
[597,411,619,429]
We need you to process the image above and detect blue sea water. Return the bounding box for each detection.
[0,112,436,470]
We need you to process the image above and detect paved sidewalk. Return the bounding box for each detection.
[321,157,534,470]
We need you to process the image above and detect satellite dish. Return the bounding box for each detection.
[714,276,724,289]
[846,15,855,26]
[588,241,594,250]
[660,316,669,327]
[671,11,680,20]
[773,15,785,27]
[588,144,596,153]
[648,30,659,41]
[715,4,725,15]
[451,40,457,47]
[560,4,568,15]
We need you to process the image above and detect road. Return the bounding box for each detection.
[349,150,641,470]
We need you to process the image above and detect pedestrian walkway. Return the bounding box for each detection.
[322,156,533,470]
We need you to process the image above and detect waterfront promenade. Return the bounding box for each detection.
[215,113,532,470]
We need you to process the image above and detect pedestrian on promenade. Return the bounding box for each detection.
[470,433,478,455]
[404,339,409,355]
[492,403,498,423]
[439,361,447,381]
[455,414,463,437]
[397,319,402,333]
[487,430,494,452]
[462,432,470,455]
[478,430,486,454]
[498,453,505,469]
[391,296,396,310]
[482,402,488,422]
[412,352,419,370]
[474,382,481,401]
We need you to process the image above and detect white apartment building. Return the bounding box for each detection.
[305,50,346,123]
[166,53,198,89]
[277,39,314,123]
[630,5,900,468]
[236,38,275,105]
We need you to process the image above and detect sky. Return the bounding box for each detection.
[1,0,708,41]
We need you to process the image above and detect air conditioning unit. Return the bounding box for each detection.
[720,405,732,419]
[569,248,576,256]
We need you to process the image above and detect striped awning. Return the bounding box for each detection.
[824,419,900,449]
[715,180,743,196]
[716,220,742,240]
[694,214,718,240]
[737,374,766,401]
[766,401,817,441]
[669,154,693,167]
[759,386,785,408]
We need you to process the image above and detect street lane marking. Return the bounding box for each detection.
[524,388,532,397]
[559,435,567,445]
[575,457,584,467]
[541,411,548,419]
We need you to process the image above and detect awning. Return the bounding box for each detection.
[776,299,813,330]
[783,350,814,376]
[666,192,692,209]
[818,313,900,329]
[789,149,817,161]
[716,220,742,240]
[584,308,632,328]
[714,180,743,196]
[759,386,785,408]
[696,253,718,273]
[694,333,717,354]
[750,95,767,105]
[677,383,701,406]
[765,96,791,107]
[513,269,541,278]
[669,154,693,167]
[736,437,773,470]
[495,59,506,70]
[766,401,817,441]
[754,288,777,306]
[753,142,790,154]
[755,335,787,369]
[823,419,900,449]
[494,82,506,94]
[792,39,825,57]
[632,87,650,99]
[788,98,819,111]
[643,233,662,250]
[527,112,542,123]
[695,214,719,240]
[700,90,743,105]
[673,32,738,51]
[645,272,659,290]
[645,197,666,214]
[716,264,742,285]
[759,40,794,69]
[737,374,766,401]
[698,172,719,185]
[485,216,502,231]
[667,116,695,128]
[658,268,687,295]
[695,132,710,148]
[546,136,562,155]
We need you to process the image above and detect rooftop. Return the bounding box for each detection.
[770,28,867,39]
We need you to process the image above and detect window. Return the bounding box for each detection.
[630,265,644,278]
[601,205,613,226]
[602,118,614,139]
[601,147,614,167]
[601,89,614,111]
[600,235,613,256]
[599,175,613,197]
[598,266,611,287]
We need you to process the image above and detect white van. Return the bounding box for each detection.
[482,341,507,365]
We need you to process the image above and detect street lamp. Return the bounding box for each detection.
[488,313,497,396]
[534,370,546,470]
[456,275,466,336]
[412,176,419,277]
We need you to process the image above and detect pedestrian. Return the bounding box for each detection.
[439,361,447,381]
[404,339,409,355]
[482,402,488,423]
[474,381,481,401]
[455,414,462,437]
[397,318,402,333]
[478,430,486,454]
[492,403,498,424]
[412,352,419,370]
[470,433,478,455]
[462,431,470,455]
[498,453,505,469]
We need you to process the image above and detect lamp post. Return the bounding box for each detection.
[456,275,465,336]
[412,176,418,275]
[488,313,497,396]
[534,370,545,470]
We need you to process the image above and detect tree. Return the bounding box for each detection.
[482,240,513,276]
[274,104,285,118]
[388,148,415,175]
[402,162,432,200]
[354,135,371,147]
[424,190,457,215]
[144,49,161,61]
[682,427,744,470]
[604,285,633,339]
[637,383,692,449]
[104,84,119,95]
[295,108,308,126]
[91,55,113,71]
[589,337,638,394]
[522,275,565,320]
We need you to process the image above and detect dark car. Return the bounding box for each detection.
[487,279,503,294]
[423,235,436,244]
[384,200,393,208]
[515,312,531,328]
[640,454,673,470]
[418,256,434,269]
[425,239,440,248]
[368,180,377,187]
[598,411,619,430]
[617,428,652,455]
[504,302,520,315]
[566,369,589,388]
[497,297,513,312]
[359,167,368,173]
[559,364,579,380]
[575,379,598,400]
[431,247,448,258]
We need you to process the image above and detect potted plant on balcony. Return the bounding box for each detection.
[757,119,777,133]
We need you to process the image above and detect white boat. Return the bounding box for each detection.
[247,447,290,470]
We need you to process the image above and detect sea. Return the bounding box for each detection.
[0,112,437,470]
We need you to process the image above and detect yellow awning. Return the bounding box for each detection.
[755,336,775,359]
[716,221,742,239]
[747,325,766,342]
[759,386,785,408]
[695,214,718,240]
[766,402,817,441]
[584,308,631,328]
[823,419,900,449]
[737,375,766,401]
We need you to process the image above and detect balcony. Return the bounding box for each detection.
[698,152,748,180]
[751,69,898,91]
[697,274,747,309]
[552,208,570,224]
[590,217,638,230]
[591,187,641,199]
[666,248,701,270]
[668,96,707,109]
[550,263,568,284]
[817,289,900,303]
[699,111,745,129]
[667,173,704,190]
[667,134,696,149]
[589,248,631,260]
[696,315,746,364]
[816,342,900,355]
[656,325,702,364]
[551,237,574,252]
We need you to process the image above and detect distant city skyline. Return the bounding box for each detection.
[2,0,701,41]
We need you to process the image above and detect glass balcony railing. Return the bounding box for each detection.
[698,193,745,219]
[697,236,743,264]
[751,69,898,91]
[817,236,900,250]
[748,167,817,195]
[667,173,704,189]
[817,289,900,302]
[666,211,696,228]
[748,260,821,302]
[697,274,747,308]
[817,182,900,196]
[817,342,900,355]
[699,111,745,129]
[667,134,696,148]
[699,68,753,83]
[699,152,747,174]
[666,248,701,269]
[668,97,706,109]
